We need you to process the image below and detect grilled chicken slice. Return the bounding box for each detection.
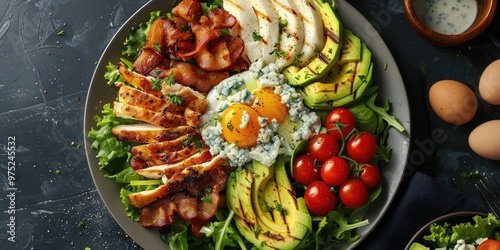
[116,83,167,112]
[248,0,280,65]
[113,102,185,128]
[270,0,304,69]
[134,150,213,179]
[295,0,325,67]
[112,124,196,143]
[139,144,208,166]
[117,62,163,97]
[128,155,226,208]
[162,83,208,115]
[223,0,261,63]
[131,134,200,160]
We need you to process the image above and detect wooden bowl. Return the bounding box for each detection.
[404,0,497,46]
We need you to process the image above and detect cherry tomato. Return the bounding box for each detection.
[304,181,337,216]
[359,163,381,189]
[347,131,377,163]
[339,179,368,209]
[320,156,350,187]
[308,133,340,163]
[478,239,500,250]
[293,154,320,186]
[326,108,356,141]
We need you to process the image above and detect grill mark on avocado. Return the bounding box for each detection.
[325,28,340,44]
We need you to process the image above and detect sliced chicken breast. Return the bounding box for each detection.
[248,0,280,65]
[270,0,304,69]
[135,150,214,179]
[295,0,325,67]
[223,0,262,63]
[113,102,185,128]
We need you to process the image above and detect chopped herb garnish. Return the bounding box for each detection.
[252,31,263,41]
[183,136,203,150]
[167,94,184,106]
[150,78,163,90]
[77,221,84,228]
[273,200,287,216]
[227,121,234,132]
[153,42,161,52]
[270,43,287,58]
[165,73,175,85]
[251,224,260,237]
[358,75,368,83]
[201,188,212,204]
[57,30,65,36]
[293,52,304,67]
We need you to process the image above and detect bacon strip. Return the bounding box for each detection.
[151,60,229,93]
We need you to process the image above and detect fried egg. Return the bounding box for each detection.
[200,59,321,167]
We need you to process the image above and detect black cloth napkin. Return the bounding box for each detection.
[356,171,488,249]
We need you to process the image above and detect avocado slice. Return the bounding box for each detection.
[226,157,311,250]
[302,42,372,105]
[302,61,373,110]
[282,0,342,87]
[338,29,361,65]
[409,242,430,250]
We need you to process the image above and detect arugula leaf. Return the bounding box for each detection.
[200,210,248,250]
[364,92,405,133]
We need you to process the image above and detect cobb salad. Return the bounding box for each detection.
[87,0,406,248]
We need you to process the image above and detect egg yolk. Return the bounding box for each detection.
[251,88,289,124]
[220,104,261,148]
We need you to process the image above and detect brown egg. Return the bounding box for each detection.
[469,120,500,160]
[479,59,500,105]
[428,80,478,125]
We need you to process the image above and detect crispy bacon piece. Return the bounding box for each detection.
[139,164,227,228]
[151,59,229,93]
[128,155,226,208]
[118,62,162,97]
[134,150,213,178]
[194,36,245,71]
[116,83,166,112]
[172,0,202,22]
[144,18,167,52]
[113,102,185,128]
[207,8,237,29]
[133,49,163,75]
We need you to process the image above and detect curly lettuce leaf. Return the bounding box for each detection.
[123,10,162,58]
[423,213,500,248]
[88,103,137,172]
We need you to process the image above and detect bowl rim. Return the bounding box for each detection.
[403,0,498,46]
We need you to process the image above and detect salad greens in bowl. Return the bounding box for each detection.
[405,212,500,250]
[83,0,411,249]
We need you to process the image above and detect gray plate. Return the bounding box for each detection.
[83,0,411,249]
